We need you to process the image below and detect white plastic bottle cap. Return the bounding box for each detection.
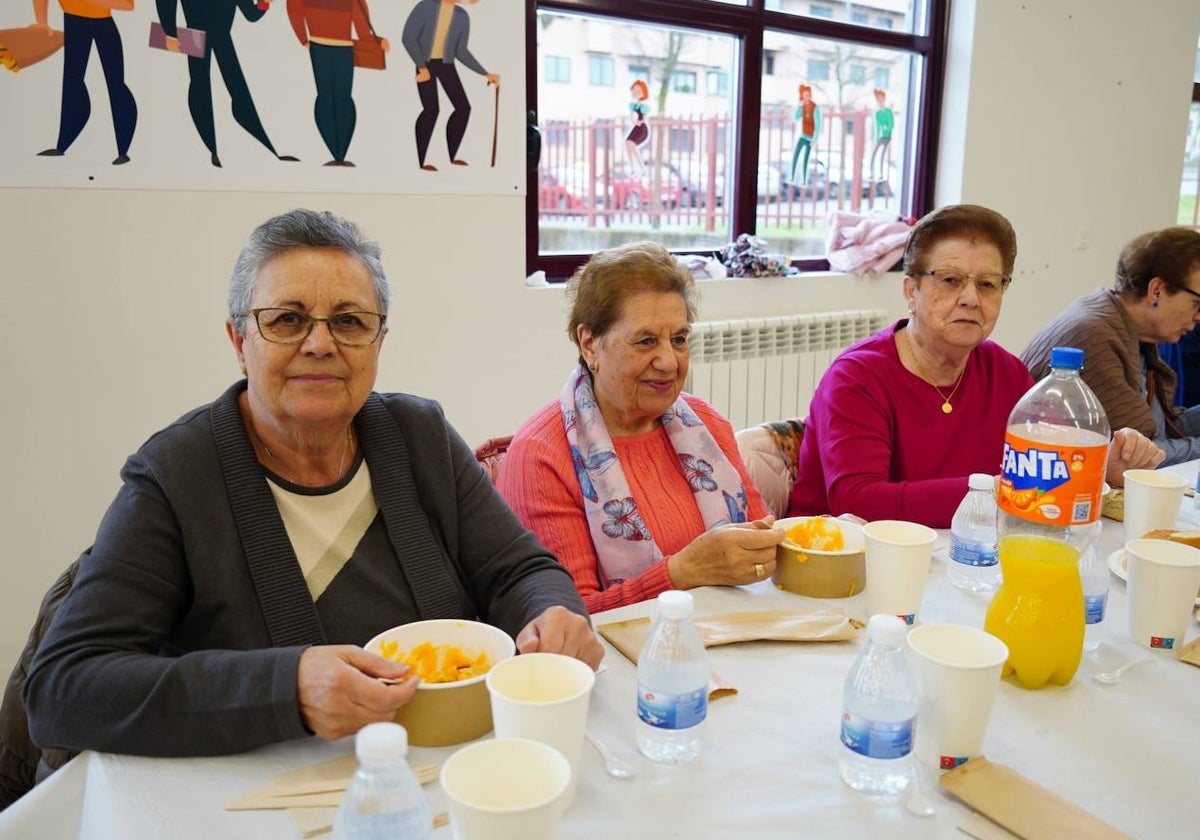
[866,614,907,646]
[968,473,994,491]
[657,590,694,620]
[356,721,408,765]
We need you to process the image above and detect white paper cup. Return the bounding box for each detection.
[907,624,1008,771]
[485,653,595,808]
[1126,538,1200,650]
[441,737,571,840]
[1123,469,1188,541]
[863,520,937,625]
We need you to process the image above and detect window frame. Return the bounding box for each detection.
[525,0,949,278]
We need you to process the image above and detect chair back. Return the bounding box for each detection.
[473,435,514,483]
[735,419,805,519]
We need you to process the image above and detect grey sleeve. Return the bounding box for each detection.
[23,457,311,758]
[436,411,587,637]
[1153,403,1200,467]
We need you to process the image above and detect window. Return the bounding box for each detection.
[588,55,614,87]
[878,15,894,29]
[670,70,698,94]
[1177,44,1200,226]
[544,55,570,84]
[851,12,869,24]
[529,1,946,277]
[707,69,729,97]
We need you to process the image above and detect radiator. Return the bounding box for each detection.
[683,309,889,430]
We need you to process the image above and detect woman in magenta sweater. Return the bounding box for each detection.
[497,242,783,612]
[787,204,1162,528]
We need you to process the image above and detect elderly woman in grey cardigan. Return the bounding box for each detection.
[1022,226,1199,467]
[23,209,601,763]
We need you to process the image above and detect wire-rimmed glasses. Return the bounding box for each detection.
[247,308,386,346]
[915,269,1012,299]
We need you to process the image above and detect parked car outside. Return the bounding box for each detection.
[597,163,685,210]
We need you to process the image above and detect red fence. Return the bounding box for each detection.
[536,109,895,230]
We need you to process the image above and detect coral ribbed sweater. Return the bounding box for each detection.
[496,394,768,613]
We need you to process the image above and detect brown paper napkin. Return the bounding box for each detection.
[598,609,862,700]
[939,757,1132,840]
[1176,634,1200,667]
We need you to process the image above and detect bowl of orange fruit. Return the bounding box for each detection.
[774,516,867,599]
[365,619,515,746]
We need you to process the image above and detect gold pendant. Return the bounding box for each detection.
[941,401,953,414]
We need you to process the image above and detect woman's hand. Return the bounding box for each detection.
[667,516,785,590]
[296,645,418,740]
[516,605,604,669]
[1106,427,1166,486]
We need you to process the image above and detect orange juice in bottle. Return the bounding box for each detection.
[984,535,1084,689]
[993,347,1108,689]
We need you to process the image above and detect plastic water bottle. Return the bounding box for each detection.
[838,614,916,796]
[949,473,1002,592]
[1079,540,1108,652]
[333,722,433,840]
[636,590,708,764]
[990,346,1110,688]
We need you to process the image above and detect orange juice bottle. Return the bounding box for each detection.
[984,535,1084,689]
[994,347,1109,689]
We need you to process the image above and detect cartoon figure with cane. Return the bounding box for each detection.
[401,0,499,171]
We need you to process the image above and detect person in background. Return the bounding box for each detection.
[497,242,783,613]
[1159,323,1200,408]
[23,209,601,769]
[1021,227,1200,467]
[789,204,1162,529]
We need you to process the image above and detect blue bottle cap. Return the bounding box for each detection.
[1049,346,1084,370]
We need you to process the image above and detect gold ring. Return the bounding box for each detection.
[754,562,765,578]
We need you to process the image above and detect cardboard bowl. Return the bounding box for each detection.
[365,619,516,747]
[773,516,866,599]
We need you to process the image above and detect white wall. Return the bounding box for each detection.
[1,0,1198,673]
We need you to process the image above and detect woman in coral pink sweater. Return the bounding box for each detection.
[497,242,783,613]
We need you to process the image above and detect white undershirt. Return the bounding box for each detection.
[266,461,378,601]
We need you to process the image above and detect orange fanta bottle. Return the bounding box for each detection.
[991,347,1108,689]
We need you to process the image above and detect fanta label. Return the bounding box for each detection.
[998,432,1107,525]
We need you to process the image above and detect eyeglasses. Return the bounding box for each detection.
[1177,285,1200,315]
[247,308,386,346]
[915,269,1012,299]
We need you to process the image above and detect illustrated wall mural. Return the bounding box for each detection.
[0,0,522,194]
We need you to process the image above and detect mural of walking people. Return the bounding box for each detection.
[401,0,498,172]
[31,0,138,165]
[155,0,298,167]
[624,78,649,176]
[870,88,893,184]
[286,0,388,167]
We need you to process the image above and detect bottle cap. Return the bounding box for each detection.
[1049,346,1084,371]
[657,590,694,620]
[866,614,907,646]
[968,473,994,491]
[355,721,408,765]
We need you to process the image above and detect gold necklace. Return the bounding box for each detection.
[255,425,354,484]
[903,329,966,415]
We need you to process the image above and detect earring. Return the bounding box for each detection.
[1153,300,1159,309]
[589,362,598,373]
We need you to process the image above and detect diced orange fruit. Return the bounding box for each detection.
[785,518,845,551]
[380,641,491,683]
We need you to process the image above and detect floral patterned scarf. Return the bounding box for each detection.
[558,363,750,588]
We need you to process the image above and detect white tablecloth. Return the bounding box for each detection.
[4,467,1199,840]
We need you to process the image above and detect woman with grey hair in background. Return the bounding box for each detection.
[19,209,601,780]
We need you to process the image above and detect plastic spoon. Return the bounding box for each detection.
[1093,656,1153,685]
[903,767,936,818]
[585,731,635,779]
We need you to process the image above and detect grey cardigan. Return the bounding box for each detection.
[24,381,584,758]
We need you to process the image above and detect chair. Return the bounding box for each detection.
[734,419,805,519]
[473,435,514,484]
[0,560,80,811]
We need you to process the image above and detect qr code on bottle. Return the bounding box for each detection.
[1072,500,1091,522]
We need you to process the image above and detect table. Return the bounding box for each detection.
[3,471,1199,840]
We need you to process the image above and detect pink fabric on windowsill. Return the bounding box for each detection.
[825,211,913,278]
